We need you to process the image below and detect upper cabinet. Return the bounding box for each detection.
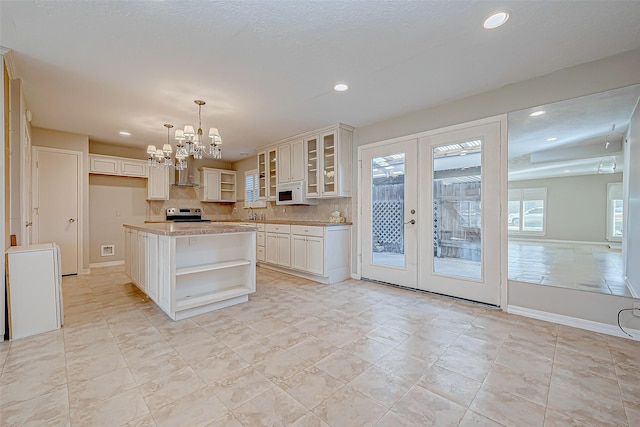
[257,123,353,199]
[89,154,147,178]
[200,167,236,202]
[277,139,305,184]
[147,167,170,200]
[305,125,353,198]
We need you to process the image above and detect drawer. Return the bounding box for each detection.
[257,231,265,246]
[291,225,324,237]
[266,224,291,234]
[257,246,265,262]
[257,223,265,232]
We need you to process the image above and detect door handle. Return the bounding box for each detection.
[69,218,76,223]
[405,219,416,225]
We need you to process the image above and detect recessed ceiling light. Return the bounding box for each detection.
[483,11,510,29]
[333,83,349,92]
[529,110,546,117]
[546,137,558,142]
[119,131,131,136]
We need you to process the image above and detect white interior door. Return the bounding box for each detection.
[33,147,80,275]
[419,122,502,305]
[361,139,418,287]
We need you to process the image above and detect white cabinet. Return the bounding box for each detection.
[277,144,291,184]
[258,148,278,200]
[305,124,353,198]
[90,154,147,178]
[277,139,305,184]
[200,167,236,202]
[257,223,266,262]
[257,151,268,200]
[145,233,159,301]
[291,225,324,275]
[265,223,291,267]
[124,226,256,321]
[136,231,147,293]
[121,159,147,177]
[147,166,170,200]
[262,223,351,284]
[6,244,62,340]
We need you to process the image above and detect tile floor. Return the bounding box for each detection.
[508,240,630,297]
[1,265,639,426]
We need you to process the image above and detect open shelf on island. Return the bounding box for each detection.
[176,259,251,276]
[175,285,251,312]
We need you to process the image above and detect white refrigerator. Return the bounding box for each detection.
[6,243,63,340]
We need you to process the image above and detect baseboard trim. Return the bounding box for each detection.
[508,238,609,246]
[508,305,640,341]
[89,260,125,269]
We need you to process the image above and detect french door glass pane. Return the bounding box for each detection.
[432,141,482,280]
[371,153,405,268]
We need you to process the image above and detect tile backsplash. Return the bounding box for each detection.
[146,186,352,222]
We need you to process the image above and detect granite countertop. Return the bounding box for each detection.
[124,222,257,236]
[143,219,352,227]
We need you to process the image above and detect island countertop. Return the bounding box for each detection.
[123,222,256,236]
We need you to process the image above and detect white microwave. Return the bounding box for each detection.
[276,181,317,205]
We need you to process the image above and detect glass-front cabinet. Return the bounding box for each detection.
[305,135,319,197]
[268,148,278,201]
[257,151,267,200]
[303,124,353,198]
[321,131,336,196]
[259,123,353,200]
[257,148,277,201]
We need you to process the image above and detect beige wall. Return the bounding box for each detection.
[89,175,146,264]
[32,127,90,272]
[509,173,622,243]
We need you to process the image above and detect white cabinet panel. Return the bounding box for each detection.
[201,168,220,201]
[277,144,292,184]
[265,233,278,264]
[121,159,147,177]
[90,155,119,175]
[147,167,170,200]
[306,237,324,275]
[90,154,148,178]
[277,234,291,267]
[291,139,305,182]
[146,233,159,301]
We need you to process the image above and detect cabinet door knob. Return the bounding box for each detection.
[69,218,76,223]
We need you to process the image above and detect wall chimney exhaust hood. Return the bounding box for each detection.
[174,162,198,186]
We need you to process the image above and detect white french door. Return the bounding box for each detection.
[418,122,502,306]
[361,139,418,287]
[360,120,503,306]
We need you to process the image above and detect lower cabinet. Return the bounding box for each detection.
[261,224,350,284]
[291,233,324,275]
[265,224,291,267]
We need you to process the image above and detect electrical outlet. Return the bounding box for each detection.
[633,302,640,317]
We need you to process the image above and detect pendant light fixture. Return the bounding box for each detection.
[146,100,223,169]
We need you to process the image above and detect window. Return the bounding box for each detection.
[508,187,546,234]
[244,169,267,208]
[607,182,623,242]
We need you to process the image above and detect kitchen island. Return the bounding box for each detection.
[123,222,256,320]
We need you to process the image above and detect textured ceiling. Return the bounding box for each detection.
[2,1,640,161]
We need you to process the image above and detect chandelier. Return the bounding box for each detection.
[146,100,222,169]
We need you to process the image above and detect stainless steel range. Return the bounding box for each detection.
[166,208,211,222]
